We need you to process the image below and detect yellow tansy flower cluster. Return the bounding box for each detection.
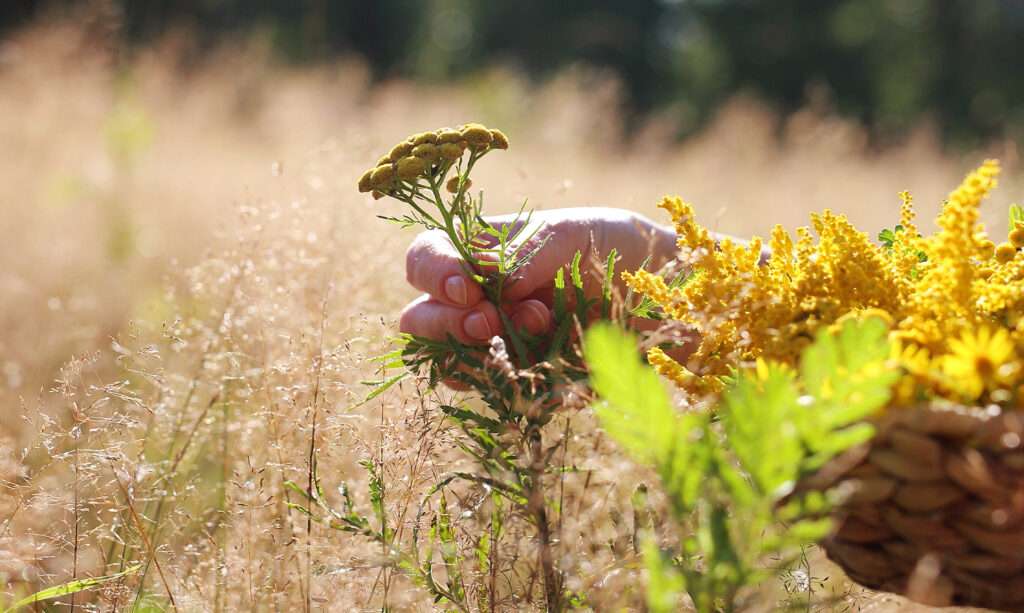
[630,160,1024,409]
[357,123,508,200]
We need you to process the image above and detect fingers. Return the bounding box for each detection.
[405,230,484,308]
[508,299,553,336]
[399,295,504,344]
[400,295,552,344]
[501,220,589,302]
[401,296,551,390]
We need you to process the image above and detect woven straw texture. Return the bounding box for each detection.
[808,406,1024,610]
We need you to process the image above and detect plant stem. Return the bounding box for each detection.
[527,424,560,612]
[305,284,331,613]
[108,458,179,613]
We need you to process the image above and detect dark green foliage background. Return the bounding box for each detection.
[6,0,1024,145]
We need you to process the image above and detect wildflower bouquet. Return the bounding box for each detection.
[292,124,633,611]
[626,160,1024,610]
[356,122,618,404]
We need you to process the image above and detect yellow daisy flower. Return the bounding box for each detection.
[942,326,1018,401]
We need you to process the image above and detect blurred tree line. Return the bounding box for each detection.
[4,0,1024,145]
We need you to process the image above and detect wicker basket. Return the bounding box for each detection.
[805,405,1024,610]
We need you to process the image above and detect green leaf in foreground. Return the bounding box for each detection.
[1009,203,1024,230]
[584,317,897,613]
[2,563,143,613]
[584,323,679,466]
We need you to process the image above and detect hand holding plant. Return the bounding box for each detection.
[294,124,666,611]
[399,207,680,345]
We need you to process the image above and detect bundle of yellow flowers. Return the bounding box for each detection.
[626,160,1022,410]
[627,161,1024,610]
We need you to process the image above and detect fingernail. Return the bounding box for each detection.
[514,303,547,334]
[444,275,469,306]
[463,311,493,341]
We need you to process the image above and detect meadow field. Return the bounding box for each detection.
[2,18,1022,611]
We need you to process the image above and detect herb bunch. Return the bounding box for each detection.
[626,160,1024,411]
[319,124,633,610]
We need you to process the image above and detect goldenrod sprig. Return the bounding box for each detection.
[628,160,1024,411]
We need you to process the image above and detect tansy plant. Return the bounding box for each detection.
[357,123,626,399]
[626,160,1024,412]
[289,124,634,611]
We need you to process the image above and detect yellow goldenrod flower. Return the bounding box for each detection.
[832,308,894,332]
[995,242,1017,263]
[647,347,694,388]
[628,160,1024,411]
[979,239,996,259]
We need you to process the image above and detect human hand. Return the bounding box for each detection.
[399,207,680,344]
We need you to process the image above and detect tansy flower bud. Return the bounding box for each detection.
[446,175,472,194]
[372,190,386,200]
[437,129,463,144]
[439,142,465,160]
[377,155,393,166]
[370,164,396,188]
[412,143,439,162]
[413,132,438,145]
[395,155,427,179]
[460,123,492,147]
[390,141,414,161]
[995,242,1017,263]
[1010,228,1024,248]
[357,169,374,192]
[489,129,509,149]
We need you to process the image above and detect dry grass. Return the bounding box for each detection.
[2,16,1019,611]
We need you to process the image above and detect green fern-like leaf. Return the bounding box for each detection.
[584,323,680,466]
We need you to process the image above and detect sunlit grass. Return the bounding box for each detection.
[2,16,1018,611]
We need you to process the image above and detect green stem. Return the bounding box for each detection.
[398,195,444,230]
[427,172,479,268]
